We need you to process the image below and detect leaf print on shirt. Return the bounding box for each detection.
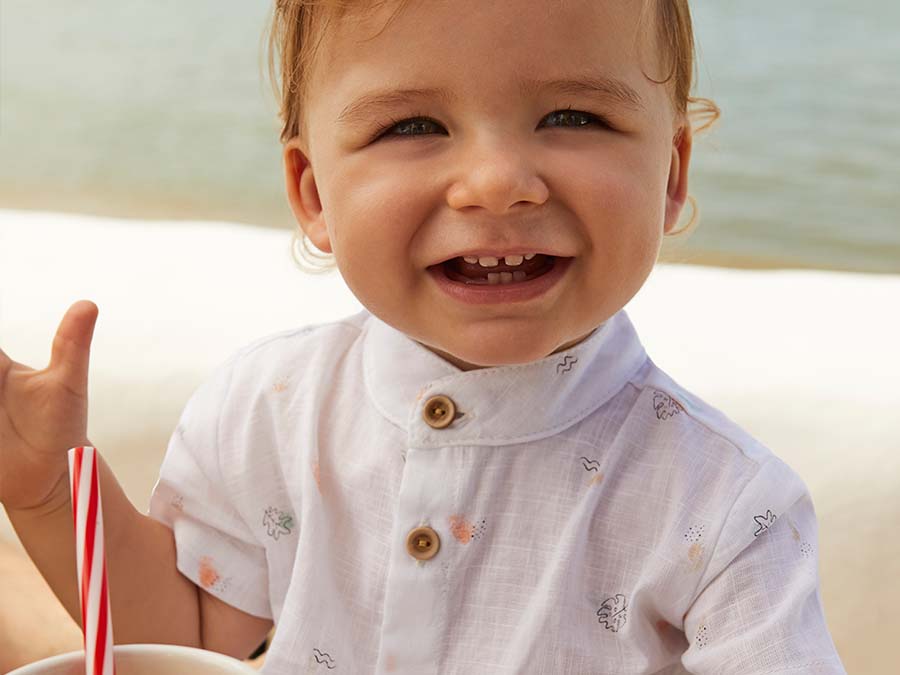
[652,391,684,420]
[753,509,777,537]
[596,593,628,632]
[557,355,578,374]
[263,506,294,541]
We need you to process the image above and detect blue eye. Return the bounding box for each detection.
[370,107,611,143]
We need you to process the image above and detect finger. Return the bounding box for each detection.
[48,300,99,390]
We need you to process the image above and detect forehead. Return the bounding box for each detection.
[307,0,667,118]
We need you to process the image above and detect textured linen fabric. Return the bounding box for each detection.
[147,307,846,674]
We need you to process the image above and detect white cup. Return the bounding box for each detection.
[7,644,259,674]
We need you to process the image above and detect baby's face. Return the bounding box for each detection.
[285,0,692,370]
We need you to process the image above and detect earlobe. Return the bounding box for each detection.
[664,123,693,235]
[282,139,333,254]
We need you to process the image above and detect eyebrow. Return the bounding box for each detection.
[337,74,646,127]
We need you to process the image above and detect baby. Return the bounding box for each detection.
[0,0,847,673]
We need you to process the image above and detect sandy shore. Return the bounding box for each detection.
[1,209,898,673]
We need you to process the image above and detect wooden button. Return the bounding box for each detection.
[422,395,456,429]
[406,526,440,561]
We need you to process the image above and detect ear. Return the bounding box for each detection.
[283,137,332,254]
[663,120,693,235]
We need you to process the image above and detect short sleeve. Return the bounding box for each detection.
[682,457,846,674]
[147,356,272,619]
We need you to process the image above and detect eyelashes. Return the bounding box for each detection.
[368,106,614,143]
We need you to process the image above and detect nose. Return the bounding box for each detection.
[446,135,549,214]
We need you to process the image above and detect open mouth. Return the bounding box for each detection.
[438,254,558,285]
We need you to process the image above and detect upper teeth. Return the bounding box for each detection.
[462,253,537,267]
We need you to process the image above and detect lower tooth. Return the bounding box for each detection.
[486,271,524,285]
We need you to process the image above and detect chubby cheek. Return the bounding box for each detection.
[326,169,435,306]
[330,220,420,320]
[337,239,398,305]
[566,166,665,314]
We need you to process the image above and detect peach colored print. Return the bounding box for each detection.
[448,515,474,544]
[312,461,322,493]
[687,542,704,571]
[199,556,220,589]
[589,472,604,486]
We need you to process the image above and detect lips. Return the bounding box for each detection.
[427,254,573,303]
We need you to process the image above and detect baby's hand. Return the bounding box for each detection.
[0,300,98,512]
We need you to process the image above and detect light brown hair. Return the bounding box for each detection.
[265,0,721,272]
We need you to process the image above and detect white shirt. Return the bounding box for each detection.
[148,308,846,674]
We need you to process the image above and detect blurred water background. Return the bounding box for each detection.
[0,0,897,273]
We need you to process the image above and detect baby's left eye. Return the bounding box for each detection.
[543,109,609,129]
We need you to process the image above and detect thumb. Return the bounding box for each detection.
[48,300,99,391]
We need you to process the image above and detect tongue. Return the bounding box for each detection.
[450,254,551,279]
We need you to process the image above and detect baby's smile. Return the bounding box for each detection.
[438,253,560,285]
[427,253,575,306]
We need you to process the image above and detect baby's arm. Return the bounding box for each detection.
[0,301,271,658]
[7,451,202,646]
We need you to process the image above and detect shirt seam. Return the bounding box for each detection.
[631,364,762,463]
[232,318,363,362]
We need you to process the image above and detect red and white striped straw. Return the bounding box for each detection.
[68,446,116,675]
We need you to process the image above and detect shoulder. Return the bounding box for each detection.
[213,309,370,385]
[623,356,809,515]
[179,309,371,416]
[231,309,370,366]
[628,357,772,466]
[621,359,815,589]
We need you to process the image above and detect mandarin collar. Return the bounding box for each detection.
[361,308,648,448]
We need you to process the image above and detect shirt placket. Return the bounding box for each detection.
[375,391,460,675]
